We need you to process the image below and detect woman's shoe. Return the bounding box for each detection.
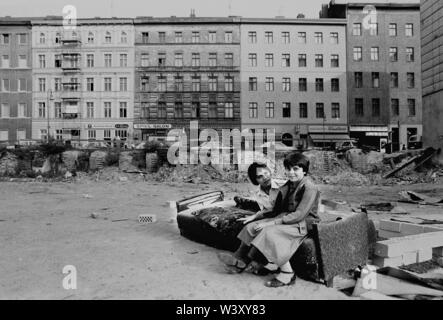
[217,252,247,274]
[264,271,296,287]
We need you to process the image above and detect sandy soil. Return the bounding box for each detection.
[1,177,442,300]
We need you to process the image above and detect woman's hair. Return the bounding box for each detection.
[283,152,310,175]
[247,162,270,185]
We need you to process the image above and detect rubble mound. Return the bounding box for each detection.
[0,152,19,176]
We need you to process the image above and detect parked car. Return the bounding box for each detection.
[260,141,296,153]
[335,140,358,152]
[408,135,423,150]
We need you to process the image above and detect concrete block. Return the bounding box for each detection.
[372,255,403,268]
[375,231,443,257]
[423,226,443,233]
[417,248,433,262]
[402,251,419,265]
[401,223,425,236]
[378,229,402,239]
[379,220,402,233]
[432,246,443,257]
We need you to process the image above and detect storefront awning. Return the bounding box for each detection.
[309,134,351,142]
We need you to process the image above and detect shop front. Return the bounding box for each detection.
[349,126,389,151]
[308,125,350,149]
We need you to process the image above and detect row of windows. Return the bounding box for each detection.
[0,129,26,141]
[1,78,29,92]
[139,76,235,92]
[353,72,416,89]
[0,103,28,118]
[138,31,234,44]
[140,102,235,119]
[248,102,340,119]
[33,53,129,69]
[0,33,28,45]
[35,101,130,119]
[36,31,129,45]
[353,98,416,117]
[352,47,416,62]
[247,31,340,44]
[0,55,29,68]
[35,77,130,92]
[139,52,234,67]
[247,53,340,68]
[38,129,128,141]
[352,23,414,37]
[248,77,340,92]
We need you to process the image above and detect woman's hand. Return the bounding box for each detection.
[237,214,257,225]
[254,220,275,232]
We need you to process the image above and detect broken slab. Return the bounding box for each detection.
[378,220,443,238]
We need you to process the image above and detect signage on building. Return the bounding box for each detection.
[366,132,388,137]
[134,124,172,129]
[86,124,114,129]
[115,124,129,129]
[350,126,388,132]
[308,125,348,133]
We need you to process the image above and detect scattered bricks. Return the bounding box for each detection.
[434,256,443,267]
[378,230,403,239]
[432,247,443,257]
[373,255,403,268]
[379,220,402,233]
[375,231,443,258]
[417,249,433,263]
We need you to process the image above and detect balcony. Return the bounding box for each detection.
[61,35,81,46]
[62,113,80,120]
[61,64,81,73]
[61,89,81,101]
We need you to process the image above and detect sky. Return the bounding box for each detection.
[0,0,420,19]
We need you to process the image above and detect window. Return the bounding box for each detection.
[282,102,291,118]
[372,72,380,88]
[391,99,399,116]
[115,129,127,140]
[87,102,94,118]
[87,78,94,91]
[407,73,415,88]
[372,98,380,117]
[18,55,27,68]
[355,72,363,88]
[249,102,258,118]
[158,76,167,91]
[1,104,10,118]
[87,54,94,68]
[265,53,274,67]
[139,32,149,44]
[389,47,398,62]
[225,53,233,66]
[104,78,112,92]
[299,103,308,118]
[38,102,46,118]
[353,47,362,61]
[371,47,379,61]
[406,48,415,62]
[248,53,257,67]
[141,77,149,91]
[174,52,183,67]
[390,72,399,88]
[40,129,47,141]
[331,103,340,118]
[299,78,307,91]
[104,54,112,67]
[38,78,46,92]
[1,33,9,44]
[191,53,200,67]
[405,24,414,37]
[265,77,274,91]
[2,79,9,91]
[282,78,291,92]
[158,102,167,118]
[316,103,325,118]
[140,102,149,118]
[158,53,166,66]
[119,77,127,91]
[18,34,27,44]
[331,78,340,92]
[314,32,323,44]
[174,102,183,118]
[192,32,200,43]
[88,32,94,43]
[209,31,217,43]
[353,23,362,36]
[191,102,200,118]
[282,54,290,67]
[331,54,339,67]
[16,129,26,140]
[208,53,217,67]
[53,77,61,92]
[105,32,112,44]
[121,32,127,43]
[224,76,234,92]
[355,98,364,116]
[330,32,339,44]
[54,102,61,118]
[88,130,96,140]
[120,54,127,67]
[158,32,166,43]
[119,102,127,118]
[141,53,149,67]
[315,78,324,92]
[224,102,234,118]
[192,76,200,92]
[19,78,27,91]
[249,77,257,91]
[224,31,233,43]
[265,102,274,118]
[209,102,218,118]
[18,103,26,118]
[175,32,182,43]
[39,33,46,44]
[298,32,306,43]
[265,31,273,44]
[282,32,290,44]
[369,23,378,36]
[389,23,397,36]
[298,54,307,67]
[39,54,46,68]
[248,31,257,43]
[208,76,217,91]
[104,102,112,118]
[408,99,416,116]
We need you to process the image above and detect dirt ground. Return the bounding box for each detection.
[1,177,442,300]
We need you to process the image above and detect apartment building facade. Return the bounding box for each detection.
[240,18,348,148]
[133,17,241,141]
[0,18,33,144]
[31,17,135,144]
[421,0,443,163]
[322,3,422,151]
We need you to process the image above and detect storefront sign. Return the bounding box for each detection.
[134,124,172,129]
[350,126,388,132]
[308,125,348,133]
[115,124,129,129]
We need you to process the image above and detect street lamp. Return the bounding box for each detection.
[47,89,54,143]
